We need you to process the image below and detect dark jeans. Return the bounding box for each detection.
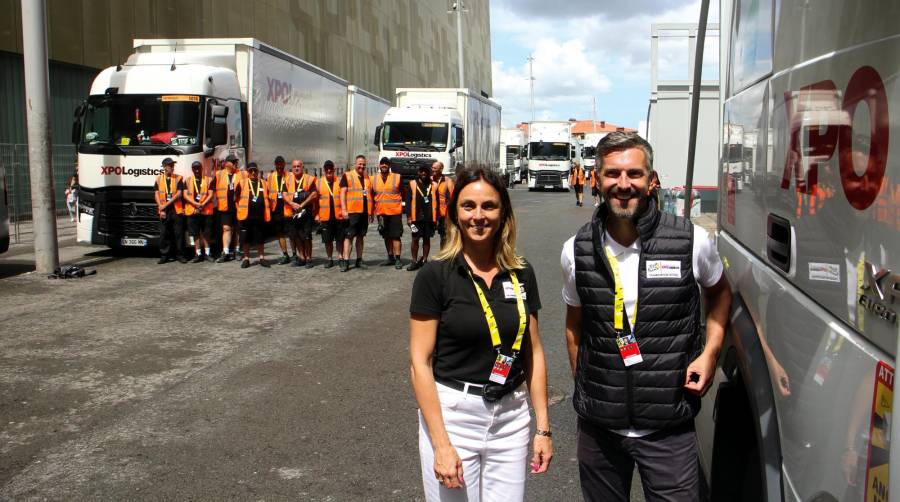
[577,418,700,502]
[158,213,185,258]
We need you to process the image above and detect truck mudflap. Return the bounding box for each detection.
[703,293,785,502]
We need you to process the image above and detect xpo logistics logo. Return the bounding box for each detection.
[100,166,163,177]
[267,77,292,104]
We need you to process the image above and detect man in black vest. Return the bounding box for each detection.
[560,132,731,501]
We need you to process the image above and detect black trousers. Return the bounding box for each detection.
[158,213,185,258]
[577,418,700,502]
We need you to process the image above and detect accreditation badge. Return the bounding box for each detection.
[166,194,172,201]
[251,196,258,203]
[424,197,430,204]
[277,192,283,199]
[616,333,643,367]
[489,353,514,384]
[195,194,201,202]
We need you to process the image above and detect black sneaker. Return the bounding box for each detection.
[205,254,215,263]
[259,259,271,268]
[292,255,302,266]
[191,255,203,263]
[305,261,314,269]
[355,258,366,269]
[324,259,335,269]
[215,254,227,263]
[395,258,404,270]
[240,259,250,269]
[339,259,349,272]
[278,254,291,265]
[157,256,170,265]
[380,256,395,266]
[407,260,423,271]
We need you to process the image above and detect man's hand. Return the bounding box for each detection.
[684,350,717,396]
[342,209,349,219]
[289,201,301,211]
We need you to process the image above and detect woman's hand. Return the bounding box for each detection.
[530,435,553,474]
[433,444,465,489]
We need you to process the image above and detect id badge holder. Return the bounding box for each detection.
[277,192,283,199]
[195,194,201,202]
[251,196,258,203]
[424,197,430,205]
[616,332,643,367]
[166,193,172,201]
[489,353,514,384]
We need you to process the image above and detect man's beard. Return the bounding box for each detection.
[605,188,648,220]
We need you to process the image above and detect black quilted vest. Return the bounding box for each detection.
[573,200,701,430]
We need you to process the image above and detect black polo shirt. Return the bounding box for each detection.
[410,255,541,384]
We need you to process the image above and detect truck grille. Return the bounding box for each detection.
[390,156,436,178]
[533,171,564,187]
[98,201,160,238]
[506,152,515,169]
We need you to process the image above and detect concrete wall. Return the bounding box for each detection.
[0,0,493,101]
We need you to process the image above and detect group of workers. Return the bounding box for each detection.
[567,160,601,208]
[153,154,454,272]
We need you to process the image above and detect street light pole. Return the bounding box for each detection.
[527,53,535,122]
[21,0,58,274]
[452,1,465,89]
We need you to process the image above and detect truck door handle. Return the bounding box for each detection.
[766,213,792,273]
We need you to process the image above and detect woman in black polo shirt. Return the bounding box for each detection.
[410,167,552,501]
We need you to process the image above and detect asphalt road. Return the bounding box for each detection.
[0,188,647,501]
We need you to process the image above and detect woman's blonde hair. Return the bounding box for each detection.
[435,167,525,270]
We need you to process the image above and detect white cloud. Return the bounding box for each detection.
[490,0,720,127]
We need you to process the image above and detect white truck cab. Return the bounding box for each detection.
[526,121,572,190]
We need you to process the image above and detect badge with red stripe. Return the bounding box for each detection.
[616,333,643,367]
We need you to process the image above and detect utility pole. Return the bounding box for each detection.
[592,97,597,132]
[451,1,466,89]
[21,0,58,274]
[527,53,535,122]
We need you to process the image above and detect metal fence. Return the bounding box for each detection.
[0,143,77,243]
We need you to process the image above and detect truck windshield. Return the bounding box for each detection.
[529,142,569,160]
[506,146,521,156]
[79,94,203,154]
[582,146,596,159]
[383,122,448,152]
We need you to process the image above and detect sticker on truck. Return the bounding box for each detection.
[161,95,200,102]
[864,361,893,502]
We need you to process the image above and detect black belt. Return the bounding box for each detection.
[435,373,526,399]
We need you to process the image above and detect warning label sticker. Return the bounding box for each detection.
[865,361,893,502]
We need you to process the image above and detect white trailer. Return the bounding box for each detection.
[71,38,351,249]
[500,128,526,185]
[376,88,501,179]
[526,121,572,190]
[347,85,390,169]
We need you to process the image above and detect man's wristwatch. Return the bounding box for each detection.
[535,429,552,438]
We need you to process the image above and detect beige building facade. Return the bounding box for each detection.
[0,0,493,100]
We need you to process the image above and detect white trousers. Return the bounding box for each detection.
[418,382,531,502]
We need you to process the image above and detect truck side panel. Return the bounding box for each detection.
[347,87,389,167]
[462,94,501,172]
[249,47,347,171]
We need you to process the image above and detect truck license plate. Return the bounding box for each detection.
[120,238,147,247]
[544,185,554,189]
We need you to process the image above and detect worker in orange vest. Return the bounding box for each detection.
[590,167,601,207]
[317,160,345,269]
[266,155,293,264]
[285,159,318,268]
[214,155,243,262]
[183,160,215,262]
[154,157,187,264]
[569,160,586,206]
[235,162,271,268]
[339,154,374,272]
[373,157,405,269]
[406,165,438,271]
[432,160,454,248]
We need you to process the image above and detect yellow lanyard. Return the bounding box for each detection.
[276,173,285,193]
[322,178,335,197]
[604,247,637,333]
[468,270,527,353]
[417,181,432,199]
[193,177,201,196]
[164,176,173,195]
[296,174,306,193]
[249,180,261,199]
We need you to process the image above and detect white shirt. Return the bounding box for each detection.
[560,225,724,437]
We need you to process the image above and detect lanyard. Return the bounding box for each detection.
[164,176,173,195]
[249,180,261,199]
[416,182,431,199]
[193,177,201,196]
[296,174,306,193]
[322,178,334,197]
[604,247,637,333]
[468,270,527,354]
[276,173,285,193]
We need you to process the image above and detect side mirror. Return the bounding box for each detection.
[455,129,464,149]
[71,102,86,145]
[206,104,228,148]
[374,125,382,146]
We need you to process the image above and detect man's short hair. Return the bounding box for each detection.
[323,160,335,170]
[432,160,444,170]
[355,154,366,161]
[596,131,654,172]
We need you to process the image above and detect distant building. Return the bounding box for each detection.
[515,120,634,139]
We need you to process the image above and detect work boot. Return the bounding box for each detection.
[278,254,291,265]
[240,258,250,269]
[395,257,404,270]
[339,259,349,272]
[355,258,367,269]
[324,259,335,269]
[259,258,271,268]
[380,255,395,266]
[191,255,203,263]
[407,259,423,271]
[157,256,170,265]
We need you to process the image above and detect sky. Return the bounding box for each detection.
[488,0,720,130]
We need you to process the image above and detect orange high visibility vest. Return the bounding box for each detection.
[344,172,373,215]
[434,176,454,218]
[266,170,289,212]
[215,169,243,211]
[155,174,184,214]
[283,173,317,217]
[236,177,271,222]
[409,179,437,222]
[569,167,585,186]
[374,172,402,216]
[318,177,344,221]
[184,175,214,216]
